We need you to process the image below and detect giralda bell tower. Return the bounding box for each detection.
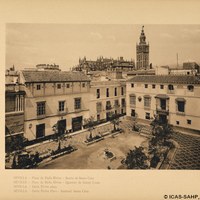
[136,26,149,70]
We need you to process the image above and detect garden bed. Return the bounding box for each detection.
[84,136,104,146]
[51,145,77,159]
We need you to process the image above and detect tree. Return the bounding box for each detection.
[124,146,149,169]
[5,134,27,153]
[148,115,175,168]
[11,154,17,169]
[84,116,96,140]
[109,112,120,132]
[149,115,174,147]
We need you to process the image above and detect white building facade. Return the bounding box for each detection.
[126,75,200,131]
[21,70,90,141]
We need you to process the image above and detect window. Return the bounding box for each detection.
[177,101,185,113]
[59,101,65,112]
[145,112,150,120]
[121,87,124,95]
[37,102,45,116]
[187,119,191,125]
[82,83,85,87]
[131,83,134,88]
[96,102,102,113]
[130,95,136,105]
[97,89,100,99]
[176,121,179,125]
[168,84,174,90]
[74,98,81,110]
[144,84,148,88]
[131,109,135,117]
[66,83,70,88]
[57,83,61,89]
[160,85,164,89]
[106,101,111,110]
[36,84,41,90]
[106,88,109,97]
[121,98,126,107]
[187,85,194,92]
[114,100,119,107]
[144,97,151,107]
[152,84,156,89]
[114,88,117,96]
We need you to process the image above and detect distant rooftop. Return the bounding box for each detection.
[22,70,90,83]
[128,75,200,84]
[36,63,60,71]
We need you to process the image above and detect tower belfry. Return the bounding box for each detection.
[136,26,149,70]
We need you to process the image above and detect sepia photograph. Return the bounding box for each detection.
[5,23,200,170]
[1,1,200,200]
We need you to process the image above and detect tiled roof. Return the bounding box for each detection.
[22,70,90,83]
[128,75,200,84]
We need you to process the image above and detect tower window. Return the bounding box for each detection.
[106,88,109,97]
[152,84,156,89]
[144,84,148,88]
[187,119,191,125]
[121,87,124,95]
[131,83,134,88]
[114,88,117,96]
[97,89,100,99]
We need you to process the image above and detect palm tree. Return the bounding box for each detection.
[148,115,175,168]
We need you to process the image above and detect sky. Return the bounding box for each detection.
[6,24,200,71]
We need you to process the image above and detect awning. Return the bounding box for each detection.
[5,125,24,136]
[175,98,186,102]
[155,94,169,99]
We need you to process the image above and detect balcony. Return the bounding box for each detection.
[36,114,46,119]
[57,108,68,116]
[121,103,126,107]
[6,84,25,93]
[114,104,120,108]
[156,106,169,114]
[106,105,112,110]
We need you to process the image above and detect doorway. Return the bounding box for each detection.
[36,123,45,138]
[72,116,83,132]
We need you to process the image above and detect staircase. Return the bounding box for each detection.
[139,125,153,138]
